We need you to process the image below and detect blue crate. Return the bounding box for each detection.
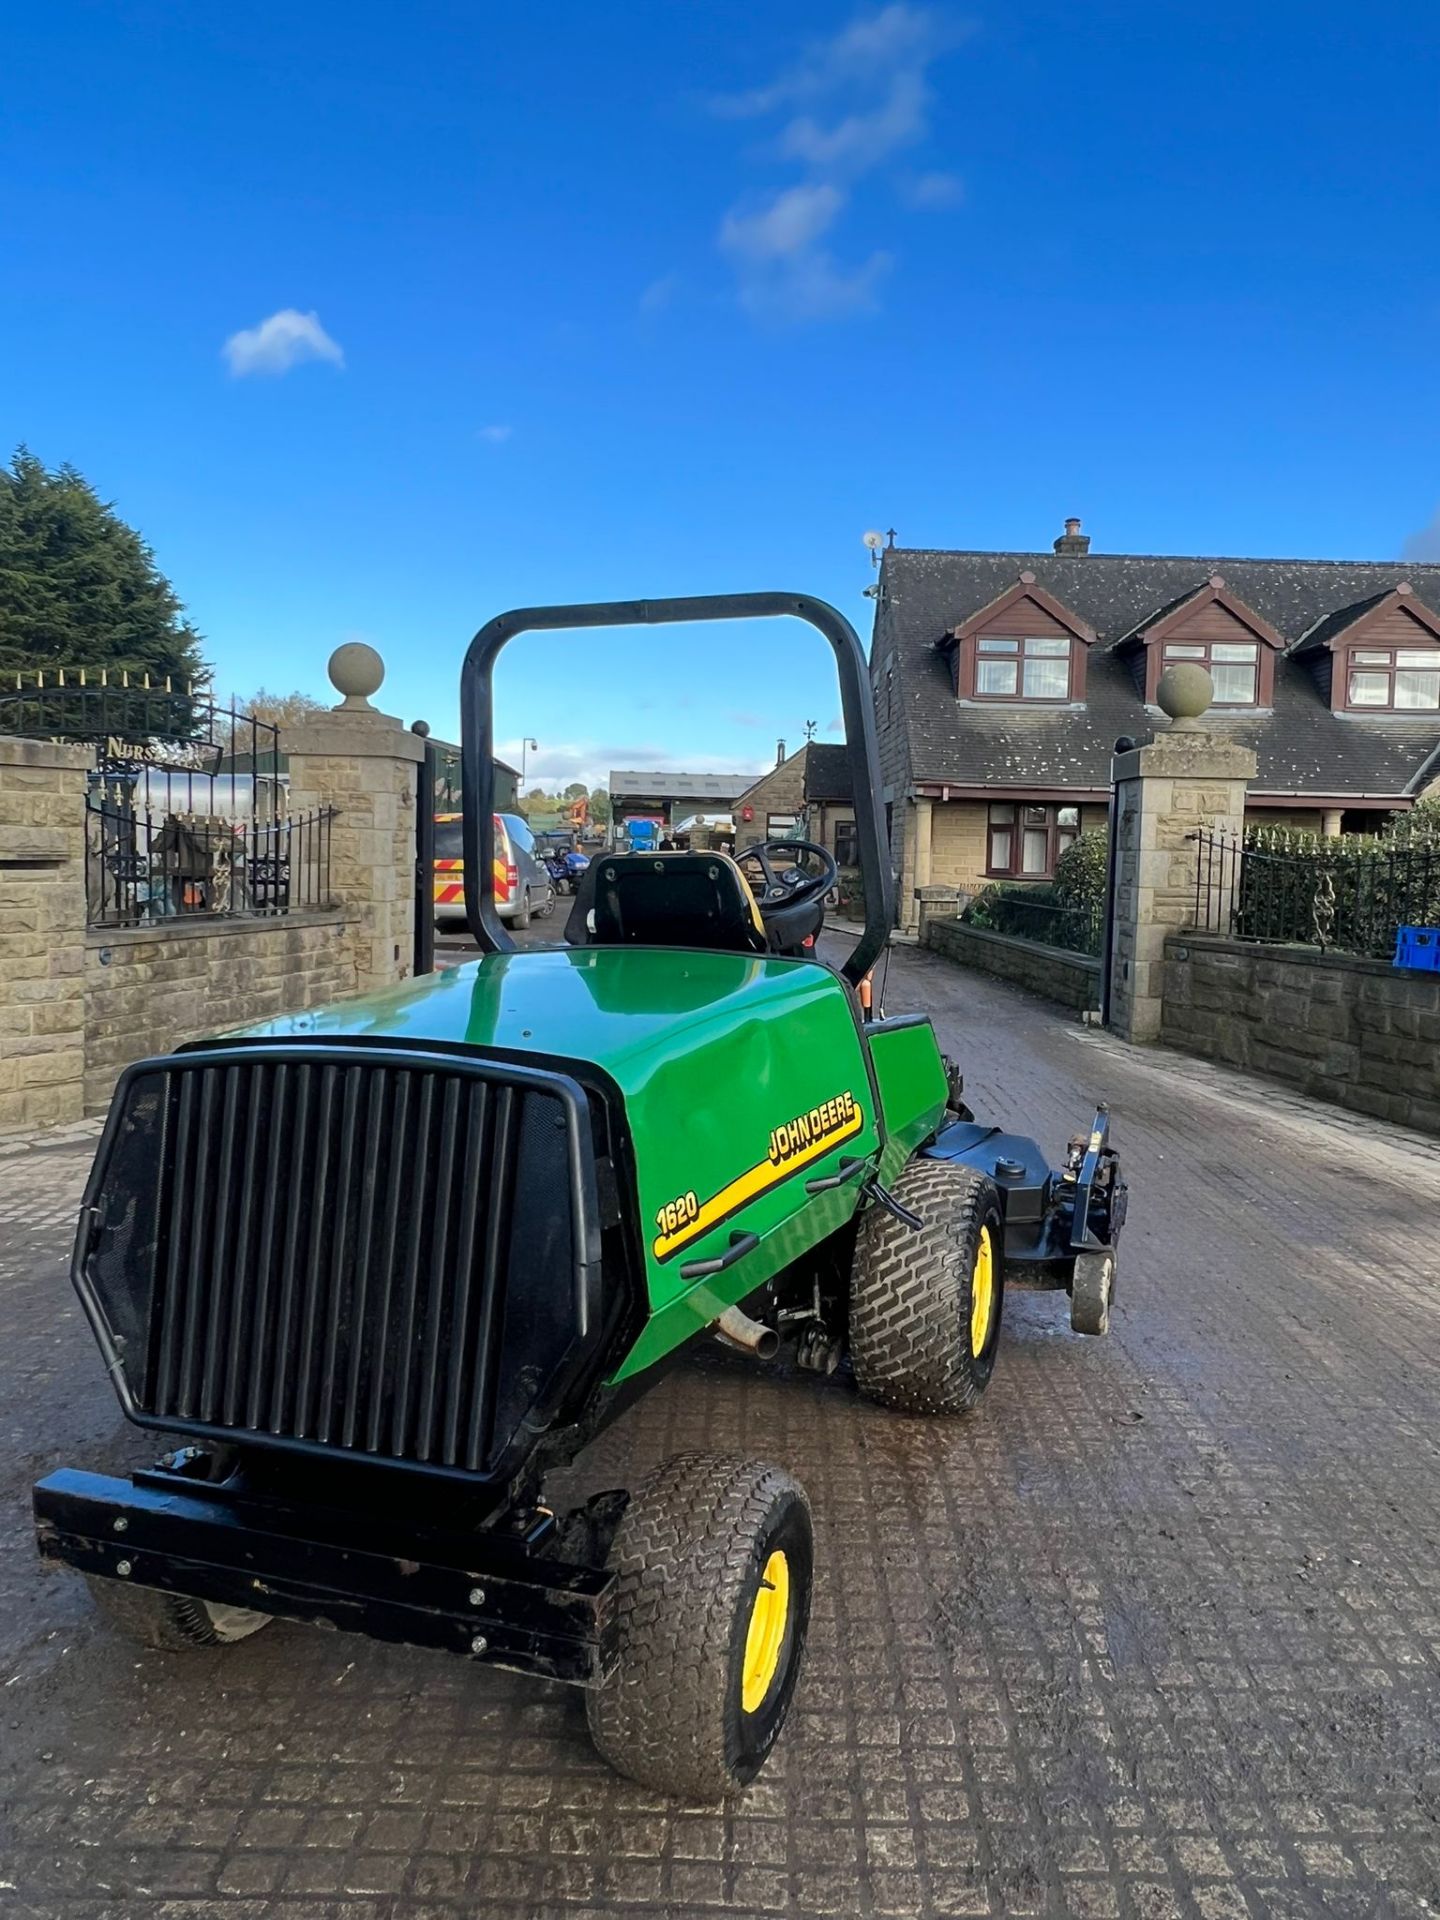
[1394,925,1440,971]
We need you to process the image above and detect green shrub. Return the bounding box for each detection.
[1054,829,1108,913]
[963,880,1100,955]
[1388,796,1440,849]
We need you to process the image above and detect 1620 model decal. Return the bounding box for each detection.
[653,1089,865,1262]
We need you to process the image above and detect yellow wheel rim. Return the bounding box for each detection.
[970,1226,995,1358]
[741,1549,790,1714]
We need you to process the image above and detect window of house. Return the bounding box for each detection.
[986,803,1080,878]
[973,635,1072,700]
[1160,640,1259,705]
[767,813,800,839]
[833,819,858,867]
[1345,646,1440,711]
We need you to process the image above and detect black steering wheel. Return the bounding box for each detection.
[735,839,839,915]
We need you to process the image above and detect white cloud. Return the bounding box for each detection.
[712,4,943,120]
[737,246,891,322]
[639,271,681,314]
[222,308,344,378]
[477,424,512,443]
[902,168,964,208]
[779,69,929,176]
[710,6,966,324]
[1402,508,1440,563]
[719,183,844,261]
[497,738,768,793]
[720,183,888,320]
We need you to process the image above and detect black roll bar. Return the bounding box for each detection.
[459,592,892,987]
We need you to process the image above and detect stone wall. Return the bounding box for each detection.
[1,690,419,1136]
[0,737,90,1131]
[733,750,806,850]
[285,709,424,997]
[1109,731,1255,1042]
[1162,935,1440,1134]
[83,910,353,1113]
[923,917,1102,1013]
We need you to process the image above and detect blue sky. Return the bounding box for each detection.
[5,0,1440,789]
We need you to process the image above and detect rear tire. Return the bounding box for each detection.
[513,886,532,930]
[849,1159,1004,1414]
[586,1452,812,1800]
[86,1577,271,1650]
[1070,1249,1115,1335]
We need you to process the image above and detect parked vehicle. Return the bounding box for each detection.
[433,809,555,929]
[36,591,1125,1801]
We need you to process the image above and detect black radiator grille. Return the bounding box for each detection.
[84,1050,586,1476]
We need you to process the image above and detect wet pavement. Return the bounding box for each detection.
[4,940,1440,1919]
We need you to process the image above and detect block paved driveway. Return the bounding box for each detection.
[3,940,1440,1920]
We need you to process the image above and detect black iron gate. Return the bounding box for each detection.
[412,721,436,976]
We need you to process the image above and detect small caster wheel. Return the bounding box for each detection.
[1070,1249,1115,1336]
[86,1577,271,1649]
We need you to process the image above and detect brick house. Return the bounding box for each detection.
[733,742,856,861]
[872,523,1440,926]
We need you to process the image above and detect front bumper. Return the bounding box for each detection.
[35,1466,617,1686]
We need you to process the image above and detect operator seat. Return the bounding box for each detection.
[563,851,768,955]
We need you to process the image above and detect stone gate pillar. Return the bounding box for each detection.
[284,645,426,999]
[0,736,90,1131]
[1107,667,1256,1044]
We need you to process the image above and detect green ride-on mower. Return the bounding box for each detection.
[34,593,1126,1798]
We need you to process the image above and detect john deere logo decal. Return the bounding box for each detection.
[767,1090,859,1168]
[653,1088,864,1262]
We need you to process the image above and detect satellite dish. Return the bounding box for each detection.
[861,530,885,552]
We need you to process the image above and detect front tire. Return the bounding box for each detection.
[586,1452,812,1800]
[86,1577,271,1650]
[849,1159,1004,1414]
[535,883,557,919]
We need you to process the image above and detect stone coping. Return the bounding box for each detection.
[85,907,347,950]
[1165,932,1412,980]
[940,919,1101,975]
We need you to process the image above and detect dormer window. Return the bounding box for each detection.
[1346,646,1440,711]
[944,572,1097,705]
[1123,576,1283,709]
[1161,639,1259,706]
[1292,582,1440,714]
[975,634,1074,701]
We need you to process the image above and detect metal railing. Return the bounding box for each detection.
[1191,827,1440,959]
[962,884,1104,957]
[0,674,341,931]
[86,799,336,929]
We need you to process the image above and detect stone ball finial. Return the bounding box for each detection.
[328,641,385,710]
[1156,661,1213,730]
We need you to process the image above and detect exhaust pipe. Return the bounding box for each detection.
[713,1305,779,1360]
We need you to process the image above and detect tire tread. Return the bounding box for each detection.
[586,1451,808,1799]
[849,1159,1001,1414]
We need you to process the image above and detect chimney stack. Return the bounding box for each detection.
[1053,516,1091,556]
[776,738,786,766]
